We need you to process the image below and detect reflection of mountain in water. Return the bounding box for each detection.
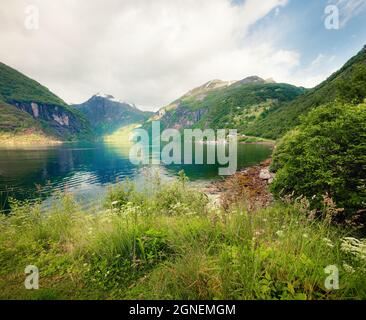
[0,142,272,212]
[0,142,138,211]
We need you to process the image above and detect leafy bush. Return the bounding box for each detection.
[271,102,366,218]
[336,63,366,104]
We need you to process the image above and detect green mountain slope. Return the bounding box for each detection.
[0,62,92,141]
[0,62,67,107]
[0,101,39,131]
[149,77,305,132]
[245,45,366,139]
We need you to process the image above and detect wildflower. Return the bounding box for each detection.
[254,229,265,236]
[302,233,308,239]
[343,263,355,274]
[341,237,366,261]
[276,230,284,238]
[322,237,334,248]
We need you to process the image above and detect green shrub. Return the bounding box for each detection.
[271,102,366,218]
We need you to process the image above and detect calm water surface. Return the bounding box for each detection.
[0,142,272,211]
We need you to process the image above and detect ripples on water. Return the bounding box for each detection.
[0,142,272,213]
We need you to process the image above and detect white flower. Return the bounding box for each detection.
[322,237,334,248]
[343,263,355,274]
[276,230,284,238]
[341,237,366,261]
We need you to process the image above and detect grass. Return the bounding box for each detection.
[0,132,61,146]
[238,135,275,144]
[0,174,365,300]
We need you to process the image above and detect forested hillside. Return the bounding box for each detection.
[148,77,305,132]
[245,46,366,139]
[0,62,92,141]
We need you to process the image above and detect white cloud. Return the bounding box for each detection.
[285,53,338,89]
[0,0,303,111]
[328,0,366,28]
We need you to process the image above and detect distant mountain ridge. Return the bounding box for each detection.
[73,94,153,135]
[0,60,153,141]
[2,45,365,143]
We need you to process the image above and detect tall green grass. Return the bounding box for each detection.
[0,174,365,300]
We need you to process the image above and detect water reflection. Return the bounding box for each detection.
[0,142,272,212]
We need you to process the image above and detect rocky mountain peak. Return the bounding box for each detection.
[237,76,266,85]
[91,93,136,108]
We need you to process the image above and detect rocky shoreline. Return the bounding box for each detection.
[203,158,275,210]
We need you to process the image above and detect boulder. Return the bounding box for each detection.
[259,168,272,180]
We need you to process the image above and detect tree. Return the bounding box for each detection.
[336,64,366,104]
[271,102,366,217]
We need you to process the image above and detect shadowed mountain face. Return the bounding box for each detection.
[0,62,92,141]
[73,94,153,135]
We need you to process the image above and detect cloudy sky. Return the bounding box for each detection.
[0,0,366,111]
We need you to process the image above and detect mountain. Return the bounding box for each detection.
[73,94,153,135]
[233,75,275,86]
[148,76,305,131]
[245,45,366,139]
[0,62,92,141]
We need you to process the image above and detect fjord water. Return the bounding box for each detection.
[0,142,272,212]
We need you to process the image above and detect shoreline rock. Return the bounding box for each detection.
[203,158,275,210]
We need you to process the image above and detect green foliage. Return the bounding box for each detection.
[84,225,172,294]
[1,175,366,300]
[104,171,208,216]
[0,102,41,133]
[157,82,305,133]
[0,62,66,107]
[238,135,274,143]
[246,46,366,139]
[0,62,93,141]
[127,203,366,300]
[197,83,304,132]
[271,102,366,216]
[336,64,366,104]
